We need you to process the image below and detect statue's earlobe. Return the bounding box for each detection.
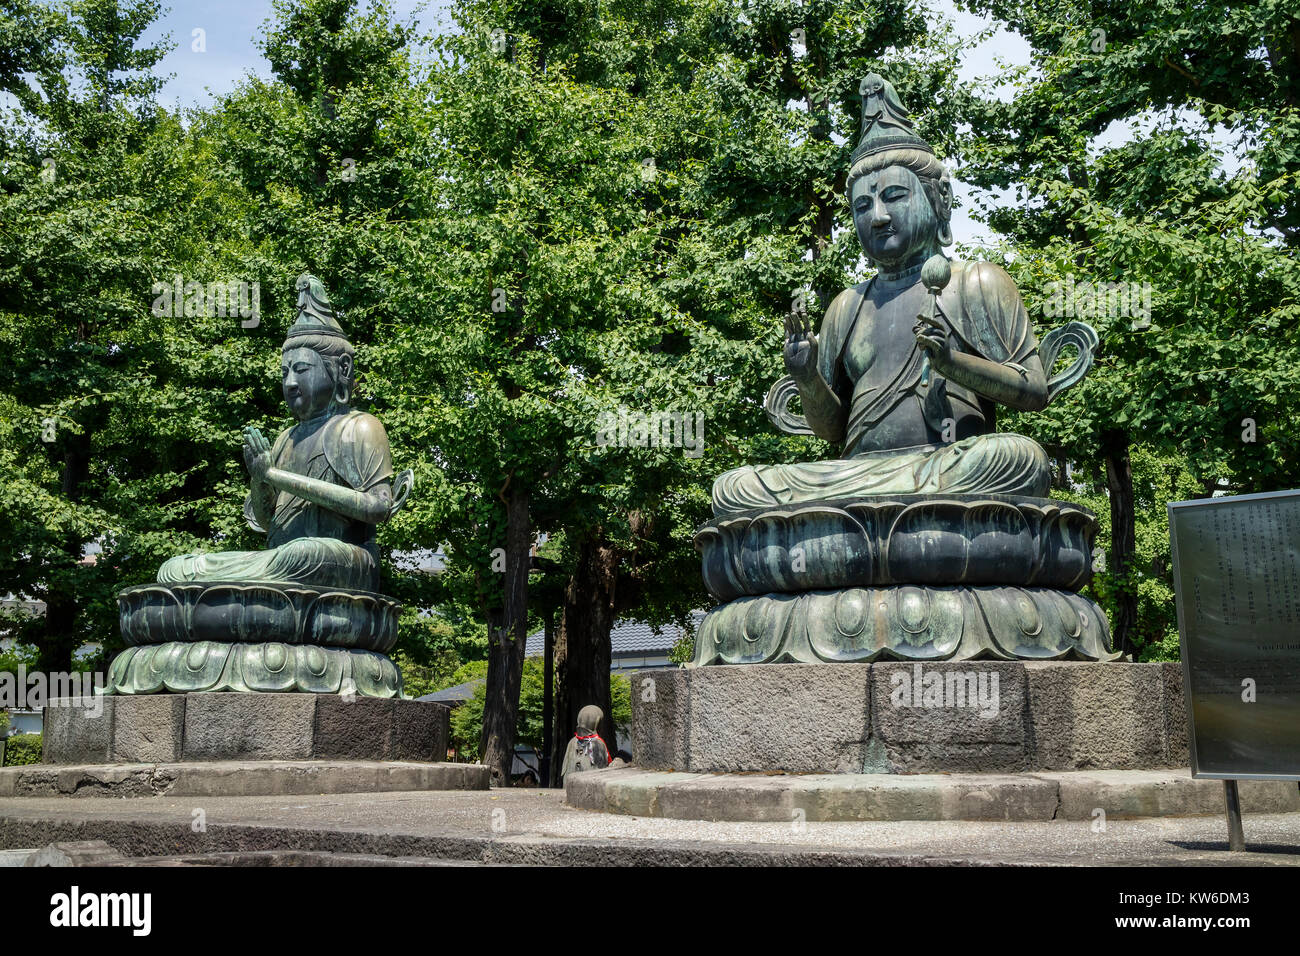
[335,355,353,406]
[937,178,954,246]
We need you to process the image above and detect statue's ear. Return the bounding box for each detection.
[333,354,355,406]
[936,174,954,246]
[937,175,953,219]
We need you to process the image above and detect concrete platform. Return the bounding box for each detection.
[0,760,489,798]
[633,661,1188,774]
[564,767,1300,822]
[3,788,1300,866]
[41,692,450,764]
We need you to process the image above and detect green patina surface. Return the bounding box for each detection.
[697,75,1110,664]
[106,276,413,697]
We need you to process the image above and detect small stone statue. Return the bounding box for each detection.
[560,705,611,780]
[109,275,414,696]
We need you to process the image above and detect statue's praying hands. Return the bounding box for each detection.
[243,426,273,482]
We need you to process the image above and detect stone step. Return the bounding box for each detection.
[564,767,1300,822]
[0,759,489,799]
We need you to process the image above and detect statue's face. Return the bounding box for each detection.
[850,166,939,269]
[281,346,335,421]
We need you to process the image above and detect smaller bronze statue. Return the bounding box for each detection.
[158,275,409,591]
[109,275,414,697]
[560,705,611,780]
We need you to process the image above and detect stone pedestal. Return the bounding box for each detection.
[41,693,450,764]
[631,661,1187,774]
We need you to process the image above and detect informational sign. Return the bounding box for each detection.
[1169,490,1300,780]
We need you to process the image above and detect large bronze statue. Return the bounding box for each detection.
[108,275,414,696]
[695,75,1114,664]
[158,275,404,591]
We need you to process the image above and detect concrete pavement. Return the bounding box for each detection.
[3,788,1300,866]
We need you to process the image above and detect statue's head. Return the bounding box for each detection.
[281,274,355,422]
[577,705,603,733]
[846,74,953,270]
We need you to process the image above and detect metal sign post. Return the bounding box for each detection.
[1223,780,1246,851]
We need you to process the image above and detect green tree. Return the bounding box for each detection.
[956,0,1300,657]
[450,656,631,766]
[0,0,66,116]
[0,0,270,672]
[421,0,969,784]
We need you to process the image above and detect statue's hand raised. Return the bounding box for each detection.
[783,312,819,379]
[243,426,272,481]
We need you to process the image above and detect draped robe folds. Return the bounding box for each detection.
[712,260,1052,517]
[157,410,394,590]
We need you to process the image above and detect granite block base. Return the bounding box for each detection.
[631,661,1188,774]
[39,693,449,765]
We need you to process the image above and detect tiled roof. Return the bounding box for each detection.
[416,679,482,705]
[524,612,704,657]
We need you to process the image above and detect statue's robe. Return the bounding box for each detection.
[560,731,611,780]
[712,260,1052,517]
[158,410,393,590]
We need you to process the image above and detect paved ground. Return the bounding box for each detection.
[3,789,1300,865]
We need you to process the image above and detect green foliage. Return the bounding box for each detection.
[958,0,1300,657]
[0,0,276,670]
[609,671,631,738]
[449,656,631,760]
[448,673,486,762]
[450,656,543,761]
[668,632,694,666]
[2,733,42,767]
[0,642,38,675]
[391,607,489,697]
[1059,447,1198,661]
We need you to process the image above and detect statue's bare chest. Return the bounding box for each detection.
[842,281,930,385]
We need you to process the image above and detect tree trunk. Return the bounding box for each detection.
[479,481,531,786]
[38,443,89,674]
[551,536,619,785]
[1101,428,1138,658]
[37,575,78,675]
[540,610,554,787]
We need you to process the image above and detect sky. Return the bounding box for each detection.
[142,0,1032,243]
[144,0,442,109]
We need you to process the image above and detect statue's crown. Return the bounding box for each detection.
[850,73,935,166]
[285,273,349,341]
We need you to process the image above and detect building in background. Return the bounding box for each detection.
[523,613,700,672]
